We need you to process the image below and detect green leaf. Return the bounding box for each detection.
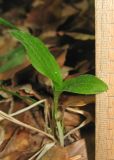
[0,46,25,73]
[10,30,63,90]
[0,18,18,29]
[62,74,108,95]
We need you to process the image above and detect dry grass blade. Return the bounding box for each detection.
[0,111,55,141]
[44,100,50,132]
[10,99,46,116]
[0,126,5,146]
[58,31,95,40]
[0,99,46,121]
[36,142,55,160]
[64,108,92,139]
[29,142,55,160]
[28,147,44,160]
[70,155,82,160]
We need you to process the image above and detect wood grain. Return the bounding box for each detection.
[96,0,114,159]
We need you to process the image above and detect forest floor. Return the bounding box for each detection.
[0,0,95,160]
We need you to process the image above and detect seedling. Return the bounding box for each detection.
[0,18,108,146]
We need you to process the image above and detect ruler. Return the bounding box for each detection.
[96,0,114,159]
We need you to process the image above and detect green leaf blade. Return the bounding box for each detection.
[62,74,108,95]
[0,18,18,29]
[0,46,25,73]
[10,30,62,90]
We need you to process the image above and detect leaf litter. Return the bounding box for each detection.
[0,0,95,159]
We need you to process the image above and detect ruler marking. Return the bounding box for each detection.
[96,0,114,159]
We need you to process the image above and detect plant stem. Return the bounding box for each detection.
[53,92,59,117]
[53,91,64,146]
[56,121,64,146]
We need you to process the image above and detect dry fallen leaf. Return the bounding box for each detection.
[40,146,69,160]
[0,59,30,80]
[66,139,88,160]
[64,111,81,127]
[0,35,17,55]
[61,95,95,108]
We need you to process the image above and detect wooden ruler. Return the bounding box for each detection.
[96,0,114,159]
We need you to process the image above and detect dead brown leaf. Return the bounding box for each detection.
[64,111,81,127]
[41,146,69,160]
[66,139,88,160]
[0,35,16,55]
[61,95,95,108]
[0,59,30,80]
[57,49,67,67]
